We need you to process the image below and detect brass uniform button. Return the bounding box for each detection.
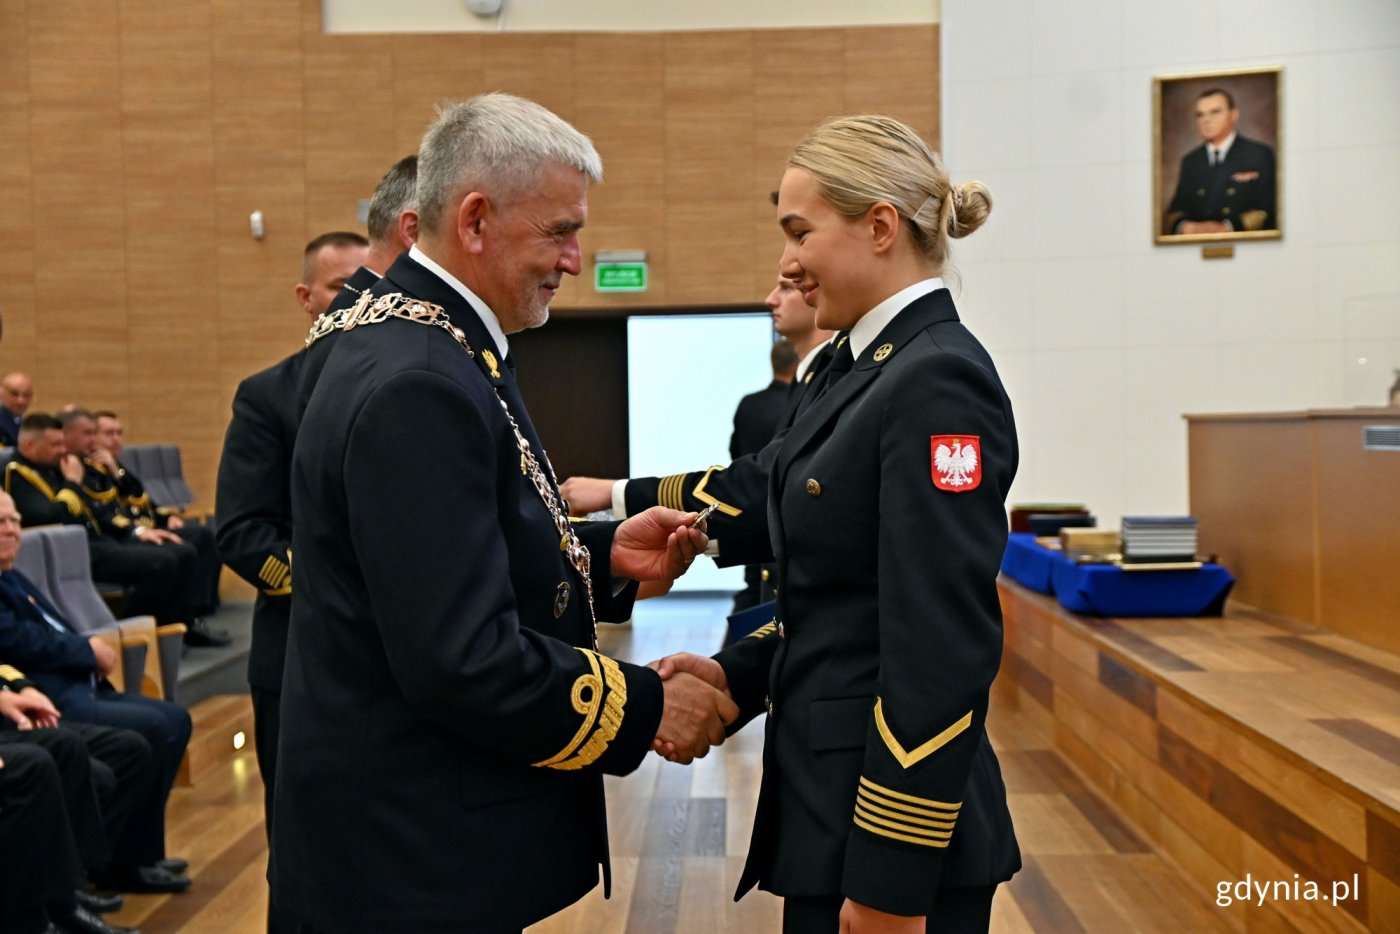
[777,620,785,638]
[1226,187,1236,195]
[1196,188,1205,196]
[760,568,770,581]
[1222,207,1231,216]
[806,478,821,496]
[765,695,774,716]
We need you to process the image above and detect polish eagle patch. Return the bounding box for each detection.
[931,435,981,492]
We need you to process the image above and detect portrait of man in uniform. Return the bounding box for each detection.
[1154,67,1282,243]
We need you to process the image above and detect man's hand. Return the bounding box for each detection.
[60,454,84,485]
[88,636,118,677]
[166,515,185,530]
[0,687,61,730]
[89,447,120,475]
[134,527,181,545]
[650,652,733,760]
[656,671,739,764]
[1179,220,1230,235]
[611,506,708,582]
[559,476,618,515]
[839,899,926,933]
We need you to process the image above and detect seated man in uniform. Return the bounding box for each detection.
[0,488,191,894]
[5,414,196,635]
[85,410,227,645]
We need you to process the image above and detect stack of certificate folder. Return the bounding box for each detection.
[1120,516,1199,565]
[1059,528,1120,563]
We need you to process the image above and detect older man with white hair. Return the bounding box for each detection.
[273,94,735,933]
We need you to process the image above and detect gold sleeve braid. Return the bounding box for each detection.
[747,621,778,639]
[657,473,688,511]
[0,664,27,683]
[533,648,627,771]
[258,553,292,596]
[853,777,960,848]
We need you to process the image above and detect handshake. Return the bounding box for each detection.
[649,652,737,764]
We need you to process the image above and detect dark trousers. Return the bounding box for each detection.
[253,687,294,934]
[88,535,197,626]
[782,886,997,934]
[0,744,85,934]
[69,721,157,871]
[0,723,110,872]
[173,522,222,615]
[51,683,191,866]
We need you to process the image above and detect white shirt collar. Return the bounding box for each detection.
[795,336,833,383]
[848,278,944,360]
[1212,131,1238,161]
[408,244,509,359]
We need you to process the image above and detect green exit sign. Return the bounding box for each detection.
[595,262,648,293]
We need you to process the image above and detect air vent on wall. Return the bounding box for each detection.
[1363,425,1400,451]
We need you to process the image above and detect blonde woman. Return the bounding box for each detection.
[661,115,1020,932]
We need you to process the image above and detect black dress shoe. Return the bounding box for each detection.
[154,857,188,874]
[52,903,140,934]
[74,890,123,913]
[92,865,191,894]
[182,618,231,648]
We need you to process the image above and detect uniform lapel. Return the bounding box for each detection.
[772,290,960,495]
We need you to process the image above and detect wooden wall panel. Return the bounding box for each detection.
[0,1,36,368]
[26,0,130,416]
[570,33,667,312]
[751,29,847,283]
[663,32,757,305]
[0,9,940,504]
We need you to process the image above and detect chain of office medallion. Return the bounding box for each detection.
[306,291,598,650]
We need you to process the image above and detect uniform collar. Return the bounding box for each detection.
[408,244,510,359]
[849,277,944,360]
[794,336,832,383]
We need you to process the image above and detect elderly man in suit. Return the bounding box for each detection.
[1164,87,1277,236]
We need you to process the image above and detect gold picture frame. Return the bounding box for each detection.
[1154,66,1282,245]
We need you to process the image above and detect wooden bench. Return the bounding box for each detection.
[996,577,1399,932]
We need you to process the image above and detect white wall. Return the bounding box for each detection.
[941,0,1400,526]
[324,0,939,34]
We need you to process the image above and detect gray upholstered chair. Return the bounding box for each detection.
[31,525,185,701]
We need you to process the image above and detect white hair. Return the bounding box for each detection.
[417,92,603,231]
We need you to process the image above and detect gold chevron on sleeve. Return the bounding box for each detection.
[874,700,972,769]
[691,466,742,517]
[534,649,627,771]
[746,621,778,639]
[0,664,27,683]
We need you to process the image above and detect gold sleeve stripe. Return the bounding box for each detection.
[81,484,118,502]
[692,466,743,517]
[855,795,957,829]
[0,664,26,682]
[854,803,955,840]
[874,700,972,769]
[859,777,961,813]
[534,649,627,771]
[258,555,292,591]
[658,473,687,511]
[853,814,952,848]
[747,621,778,639]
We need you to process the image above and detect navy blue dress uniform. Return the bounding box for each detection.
[713,286,1021,923]
[1164,134,1277,234]
[0,407,20,448]
[4,454,189,627]
[0,569,191,881]
[213,349,302,834]
[90,456,222,617]
[272,251,666,933]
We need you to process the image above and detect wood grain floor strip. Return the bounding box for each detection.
[1312,717,1400,765]
[1270,636,1400,693]
[1004,857,1086,933]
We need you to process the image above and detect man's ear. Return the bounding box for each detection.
[294,283,313,314]
[868,201,900,255]
[398,209,419,249]
[456,193,489,255]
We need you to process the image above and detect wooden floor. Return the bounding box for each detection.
[106,595,1238,933]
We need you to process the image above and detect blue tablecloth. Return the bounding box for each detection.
[1001,533,1234,617]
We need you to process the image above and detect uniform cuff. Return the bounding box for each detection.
[611,479,628,519]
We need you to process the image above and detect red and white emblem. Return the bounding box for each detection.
[931,435,981,491]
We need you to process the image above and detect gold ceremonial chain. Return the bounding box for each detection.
[306,290,599,650]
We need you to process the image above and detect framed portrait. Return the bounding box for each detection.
[1154,66,1282,244]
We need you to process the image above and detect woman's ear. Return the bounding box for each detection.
[868,201,901,255]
